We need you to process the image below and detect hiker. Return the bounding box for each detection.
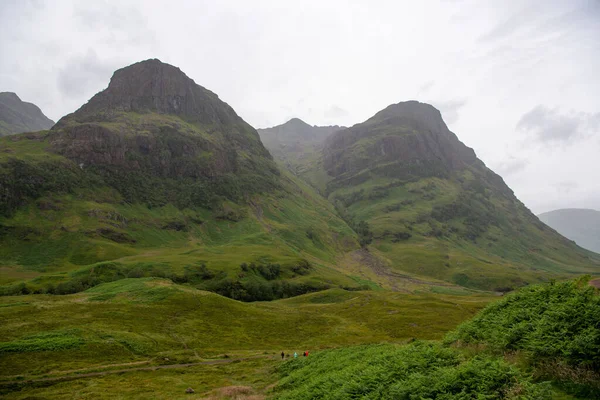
[306,350,309,357]
[294,352,298,358]
[303,351,307,357]
[281,351,285,360]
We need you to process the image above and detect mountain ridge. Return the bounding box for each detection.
[0,92,55,136]
[258,117,345,176]
[538,208,600,254]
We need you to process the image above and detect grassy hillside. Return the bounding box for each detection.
[0,59,371,300]
[0,278,493,397]
[272,277,599,400]
[2,277,595,398]
[294,102,600,291]
[0,131,370,299]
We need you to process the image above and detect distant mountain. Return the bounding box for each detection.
[295,100,600,291]
[258,118,344,173]
[538,209,600,254]
[0,92,54,136]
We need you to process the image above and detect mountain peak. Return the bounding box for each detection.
[0,92,21,102]
[323,100,478,178]
[371,100,447,134]
[57,59,239,127]
[0,92,55,136]
[284,117,311,127]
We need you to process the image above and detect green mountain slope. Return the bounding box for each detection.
[0,60,365,299]
[297,101,600,291]
[258,118,344,174]
[0,92,54,136]
[538,208,600,254]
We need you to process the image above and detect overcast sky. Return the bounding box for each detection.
[1,0,599,214]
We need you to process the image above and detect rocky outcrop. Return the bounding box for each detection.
[0,92,54,136]
[43,59,279,206]
[50,59,275,177]
[55,59,243,128]
[323,101,480,178]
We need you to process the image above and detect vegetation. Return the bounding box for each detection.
[446,277,600,397]
[0,131,365,300]
[0,279,492,382]
[274,342,550,399]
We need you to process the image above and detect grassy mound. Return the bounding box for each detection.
[273,342,550,399]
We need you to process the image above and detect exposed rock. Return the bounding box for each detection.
[185,387,194,394]
[43,59,279,206]
[323,101,480,178]
[55,59,244,127]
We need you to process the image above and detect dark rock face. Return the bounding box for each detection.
[323,101,480,178]
[45,59,279,206]
[50,121,237,179]
[55,59,240,127]
[0,92,55,136]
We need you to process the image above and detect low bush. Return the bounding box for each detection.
[274,342,550,399]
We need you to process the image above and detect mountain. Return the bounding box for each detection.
[538,208,600,254]
[0,92,54,136]
[258,118,344,174]
[0,59,365,299]
[296,101,600,291]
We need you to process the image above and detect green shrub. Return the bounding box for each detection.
[274,342,550,399]
[446,277,600,369]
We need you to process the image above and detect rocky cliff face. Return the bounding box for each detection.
[0,92,54,136]
[55,59,244,128]
[46,59,278,203]
[323,101,480,178]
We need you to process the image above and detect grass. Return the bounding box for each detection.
[0,158,364,298]
[1,357,279,400]
[0,277,595,399]
[0,279,494,379]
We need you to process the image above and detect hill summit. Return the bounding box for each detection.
[324,101,480,178]
[0,92,54,136]
[46,59,278,207]
[56,59,243,126]
[258,118,345,174]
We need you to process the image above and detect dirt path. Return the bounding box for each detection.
[590,278,600,289]
[0,356,271,387]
